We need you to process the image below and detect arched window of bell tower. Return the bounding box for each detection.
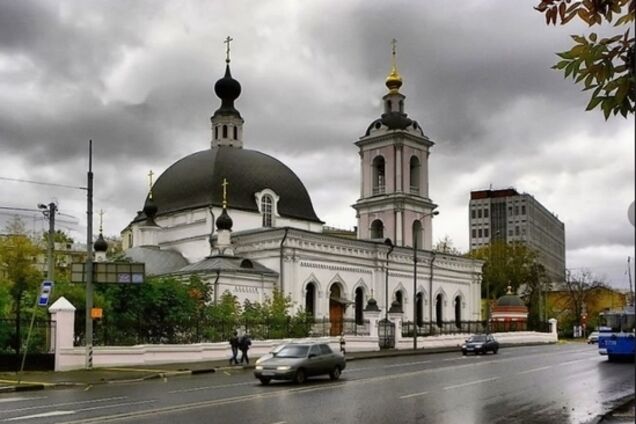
[370,219,384,240]
[409,156,420,194]
[214,126,219,140]
[412,220,422,248]
[399,100,404,113]
[233,126,238,140]
[385,100,392,113]
[372,156,385,195]
[222,125,228,138]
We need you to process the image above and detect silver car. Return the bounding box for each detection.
[254,342,346,385]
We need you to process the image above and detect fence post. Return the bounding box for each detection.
[48,297,76,372]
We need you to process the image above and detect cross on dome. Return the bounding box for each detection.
[224,36,233,64]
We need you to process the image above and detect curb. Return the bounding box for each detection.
[595,393,636,423]
[0,384,45,393]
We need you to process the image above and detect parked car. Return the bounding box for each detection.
[461,334,499,355]
[254,342,346,385]
[587,331,599,344]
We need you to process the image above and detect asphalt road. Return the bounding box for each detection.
[0,344,633,424]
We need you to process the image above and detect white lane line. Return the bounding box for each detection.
[558,358,590,366]
[4,411,74,421]
[268,422,287,424]
[385,360,431,368]
[400,391,429,399]
[2,396,127,414]
[0,397,47,404]
[515,366,552,375]
[3,400,155,422]
[168,382,252,394]
[443,377,498,390]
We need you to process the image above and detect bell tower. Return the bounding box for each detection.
[353,40,437,249]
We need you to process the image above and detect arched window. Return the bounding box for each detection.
[355,287,364,325]
[214,126,219,140]
[416,292,424,327]
[385,100,392,113]
[409,156,420,194]
[305,283,316,318]
[454,296,462,328]
[261,195,273,227]
[233,126,238,140]
[370,219,384,239]
[412,220,422,249]
[395,290,403,311]
[399,100,404,113]
[372,156,385,195]
[222,125,228,138]
[436,294,443,327]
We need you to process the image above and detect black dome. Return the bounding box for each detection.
[364,112,424,136]
[133,146,322,223]
[94,233,108,252]
[143,197,158,218]
[216,208,233,230]
[212,64,242,119]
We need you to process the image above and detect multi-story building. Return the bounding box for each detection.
[469,188,565,283]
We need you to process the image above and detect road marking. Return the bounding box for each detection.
[268,422,287,424]
[0,397,47,404]
[515,366,552,375]
[168,382,252,394]
[385,360,431,368]
[399,391,429,399]
[558,358,590,366]
[1,397,128,414]
[4,411,75,421]
[4,400,155,422]
[443,377,498,390]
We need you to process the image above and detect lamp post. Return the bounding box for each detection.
[413,210,439,350]
[38,202,57,282]
[486,230,500,332]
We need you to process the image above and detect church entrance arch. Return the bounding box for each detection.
[329,283,345,336]
[416,292,424,327]
[305,282,316,318]
[354,287,364,325]
[436,294,443,327]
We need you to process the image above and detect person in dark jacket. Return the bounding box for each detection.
[229,331,239,365]
[238,333,252,364]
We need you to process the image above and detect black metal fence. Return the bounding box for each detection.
[92,317,371,346]
[401,320,551,337]
[0,318,55,371]
[86,317,551,347]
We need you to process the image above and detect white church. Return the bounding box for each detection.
[121,42,483,334]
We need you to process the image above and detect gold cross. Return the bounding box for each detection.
[98,209,104,233]
[221,178,229,209]
[391,38,398,65]
[148,170,154,199]
[224,36,233,63]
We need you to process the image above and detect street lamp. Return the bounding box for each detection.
[38,202,57,282]
[486,230,501,332]
[413,210,439,350]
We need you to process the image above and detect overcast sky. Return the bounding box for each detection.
[0,1,633,287]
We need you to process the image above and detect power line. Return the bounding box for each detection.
[0,176,86,191]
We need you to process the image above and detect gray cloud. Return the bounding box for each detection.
[0,0,632,285]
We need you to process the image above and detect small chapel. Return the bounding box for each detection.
[120,39,483,333]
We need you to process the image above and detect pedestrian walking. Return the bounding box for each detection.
[229,331,239,365]
[239,333,252,364]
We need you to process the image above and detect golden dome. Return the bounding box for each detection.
[385,64,403,93]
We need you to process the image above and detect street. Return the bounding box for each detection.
[0,344,633,424]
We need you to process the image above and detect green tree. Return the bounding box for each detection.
[535,0,635,119]
[0,217,44,353]
[468,241,547,299]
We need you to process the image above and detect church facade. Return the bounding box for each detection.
[121,42,483,330]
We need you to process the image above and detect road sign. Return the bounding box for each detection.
[38,280,54,307]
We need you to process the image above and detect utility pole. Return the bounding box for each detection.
[628,256,633,306]
[85,140,94,369]
[41,203,57,282]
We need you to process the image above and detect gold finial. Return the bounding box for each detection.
[148,170,154,199]
[385,38,403,93]
[224,36,233,64]
[98,209,104,233]
[221,178,229,209]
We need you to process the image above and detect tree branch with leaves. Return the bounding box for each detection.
[535,0,635,119]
